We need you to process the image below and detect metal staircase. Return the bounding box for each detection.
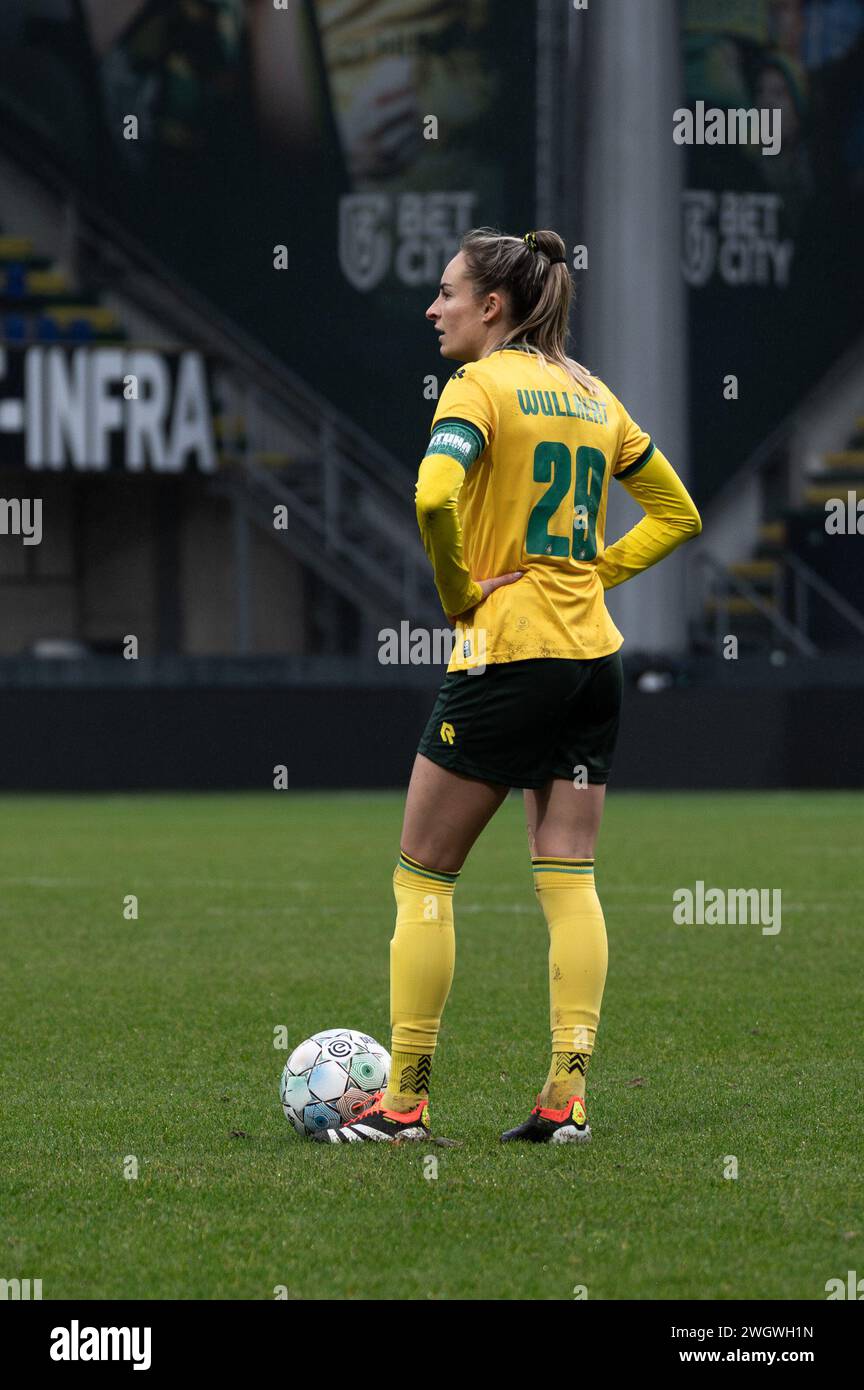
[0,104,445,647]
[208,446,440,632]
[693,339,864,658]
[207,376,441,634]
[693,488,864,659]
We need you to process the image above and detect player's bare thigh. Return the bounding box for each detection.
[400,753,509,873]
[524,779,606,860]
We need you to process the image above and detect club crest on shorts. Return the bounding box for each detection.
[439,721,455,744]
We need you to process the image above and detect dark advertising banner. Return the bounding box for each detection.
[0,1,537,467]
[681,0,864,496]
[0,345,215,472]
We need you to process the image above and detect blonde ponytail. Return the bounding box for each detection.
[460,226,599,395]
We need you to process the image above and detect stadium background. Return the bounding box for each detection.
[2,0,864,1319]
[0,0,862,791]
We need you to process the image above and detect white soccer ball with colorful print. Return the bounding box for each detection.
[279,1029,390,1136]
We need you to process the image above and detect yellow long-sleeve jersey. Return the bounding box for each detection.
[415,345,701,672]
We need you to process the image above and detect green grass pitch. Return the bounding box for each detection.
[1,790,861,1300]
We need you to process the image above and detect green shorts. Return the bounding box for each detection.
[416,652,623,789]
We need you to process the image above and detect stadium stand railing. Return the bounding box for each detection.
[692,334,864,658]
[0,98,442,659]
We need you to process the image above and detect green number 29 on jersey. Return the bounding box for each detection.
[525,442,607,562]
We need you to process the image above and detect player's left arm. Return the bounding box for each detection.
[594,447,701,591]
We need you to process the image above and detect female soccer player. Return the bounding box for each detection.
[313,227,701,1145]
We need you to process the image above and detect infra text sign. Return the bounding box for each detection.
[0,346,216,473]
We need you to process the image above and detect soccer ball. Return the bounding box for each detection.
[279,1029,390,1136]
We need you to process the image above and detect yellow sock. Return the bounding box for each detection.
[531,857,608,1111]
[381,851,458,1113]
